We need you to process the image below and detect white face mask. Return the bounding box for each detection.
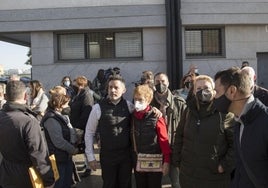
[134,101,147,112]
[64,81,70,87]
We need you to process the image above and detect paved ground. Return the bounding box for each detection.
[73,152,103,188]
[0,147,171,188]
[73,147,172,188]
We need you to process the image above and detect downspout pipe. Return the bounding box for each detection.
[165,0,182,90]
[175,0,183,90]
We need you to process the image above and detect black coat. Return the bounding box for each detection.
[231,98,268,188]
[172,98,234,188]
[0,102,54,187]
[254,84,268,106]
[70,87,94,130]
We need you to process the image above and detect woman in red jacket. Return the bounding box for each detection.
[131,84,171,188]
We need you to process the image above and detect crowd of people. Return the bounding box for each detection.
[1,62,268,188]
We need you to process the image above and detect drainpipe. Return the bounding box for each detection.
[165,0,182,90]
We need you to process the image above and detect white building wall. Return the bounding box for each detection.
[0,0,164,10]
[181,0,268,25]
[31,28,166,100]
[181,0,268,78]
[183,25,268,78]
[31,32,54,66]
[0,5,166,32]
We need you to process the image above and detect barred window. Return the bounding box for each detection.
[88,32,114,59]
[58,30,142,60]
[185,28,224,58]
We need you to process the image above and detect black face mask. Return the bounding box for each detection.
[155,83,167,94]
[184,81,192,89]
[196,89,213,103]
[214,94,231,114]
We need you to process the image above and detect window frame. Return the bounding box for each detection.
[58,33,87,60]
[184,27,225,59]
[56,29,143,61]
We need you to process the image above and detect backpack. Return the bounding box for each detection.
[104,67,121,81]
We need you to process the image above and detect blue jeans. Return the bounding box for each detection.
[169,165,180,188]
[55,159,73,188]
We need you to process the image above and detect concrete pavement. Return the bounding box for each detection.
[73,153,103,188]
[73,153,172,188]
[0,148,171,188]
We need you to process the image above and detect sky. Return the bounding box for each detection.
[0,41,32,70]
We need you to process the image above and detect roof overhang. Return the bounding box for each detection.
[0,32,30,47]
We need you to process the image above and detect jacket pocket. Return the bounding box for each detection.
[208,145,220,174]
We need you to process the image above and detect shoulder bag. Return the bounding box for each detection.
[132,119,163,172]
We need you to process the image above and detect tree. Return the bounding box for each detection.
[25,48,32,65]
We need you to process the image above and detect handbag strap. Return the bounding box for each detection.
[132,118,138,154]
[237,127,263,188]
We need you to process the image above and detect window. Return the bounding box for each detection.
[115,32,142,57]
[88,32,114,59]
[185,28,224,58]
[59,34,85,60]
[58,30,142,60]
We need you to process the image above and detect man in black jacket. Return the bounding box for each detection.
[85,75,133,188]
[0,81,54,188]
[214,67,268,188]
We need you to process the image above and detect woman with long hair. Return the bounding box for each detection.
[29,80,49,116]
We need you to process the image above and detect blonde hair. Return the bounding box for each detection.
[194,75,215,90]
[133,84,153,103]
[48,86,69,111]
[49,86,66,95]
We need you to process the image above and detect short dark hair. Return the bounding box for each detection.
[241,61,249,68]
[6,81,26,101]
[214,66,251,95]
[108,74,125,85]
[214,67,240,88]
[180,73,195,88]
[154,72,168,80]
